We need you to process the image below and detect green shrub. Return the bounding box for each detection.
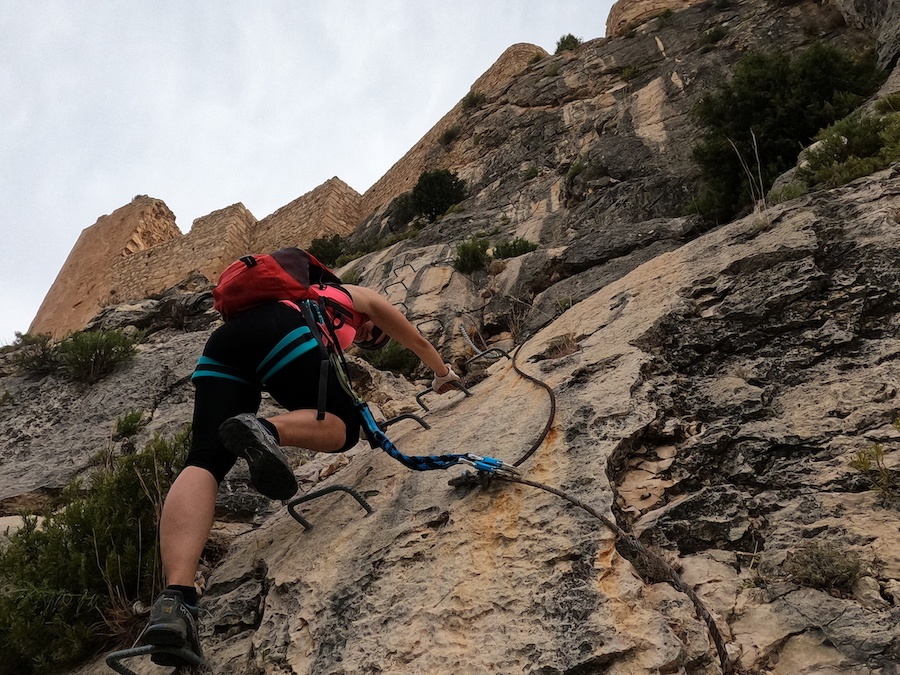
[620,65,642,81]
[0,427,191,673]
[494,237,539,259]
[439,125,461,148]
[115,410,145,438]
[522,166,540,180]
[461,90,485,110]
[691,43,885,222]
[340,268,363,285]
[656,8,675,26]
[411,169,467,222]
[849,443,898,499]
[697,25,727,47]
[453,236,490,273]
[799,111,900,188]
[335,252,361,267]
[390,191,419,228]
[784,541,863,591]
[768,180,809,204]
[555,34,582,54]
[875,92,900,114]
[556,296,576,313]
[56,330,138,384]
[334,227,423,268]
[567,160,586,180]
[354,341,419,377]
[11,332,60,376]
[307,234,344,267]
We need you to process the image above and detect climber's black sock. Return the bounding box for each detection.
[257,418,281,444]
[167,584,198,607]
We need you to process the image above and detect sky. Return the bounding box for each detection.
[0,1,614,346]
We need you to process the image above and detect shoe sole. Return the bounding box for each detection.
[151,647,201,667]
[141,624,185,648]
[219,416,298,500]
[142,622,192,666]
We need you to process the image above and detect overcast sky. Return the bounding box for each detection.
[0,1,614,346]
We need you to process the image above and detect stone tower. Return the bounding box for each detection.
[30,179,363,338]
[29,40,552,338]
[30,196,182,337]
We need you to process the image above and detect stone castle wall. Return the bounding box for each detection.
[252,177,361,254]
[30,197,182,337]
[31,43,544,337]
[30,181,361,336]
[107,203,258,307]
[606,0,705,37]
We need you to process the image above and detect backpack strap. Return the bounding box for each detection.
[297,300,333,421]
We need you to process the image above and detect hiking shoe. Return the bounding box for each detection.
[219,413,299,500]
[139,589,203,666]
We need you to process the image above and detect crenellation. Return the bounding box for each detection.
[251,177,362,254]
[109,204,259,305]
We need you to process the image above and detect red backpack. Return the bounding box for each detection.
[212,247,341,321]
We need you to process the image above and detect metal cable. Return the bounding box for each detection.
[509,344,557,467]
[449,472,734,675]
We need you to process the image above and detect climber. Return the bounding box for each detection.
[137,280,460,665]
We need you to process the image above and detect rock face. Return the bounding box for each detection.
[37,166,897,675]
[3,1,900,674]
[831,0,900,67]
[607,0,706,38]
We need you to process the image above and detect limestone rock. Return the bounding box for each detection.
[831,0,900,67]
[8,2,900,673]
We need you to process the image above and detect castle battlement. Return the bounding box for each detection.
[30,42,548,337]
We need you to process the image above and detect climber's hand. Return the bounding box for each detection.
[432,365,461,394]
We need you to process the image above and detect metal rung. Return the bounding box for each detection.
[379,413,430,430]
[391,263,415,276]
[415,380,472,412]
[416,317,445,332]
[106,644,203,674]
[459,323,510,364]
[286,485,374,530]
[385,280,408,292]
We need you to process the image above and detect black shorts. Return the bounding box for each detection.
[186,302,360,482]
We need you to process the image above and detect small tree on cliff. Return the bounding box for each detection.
[691,42,885,222]
[555,34,582,53]
[307,234,344,267]
[411,169,467,222]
